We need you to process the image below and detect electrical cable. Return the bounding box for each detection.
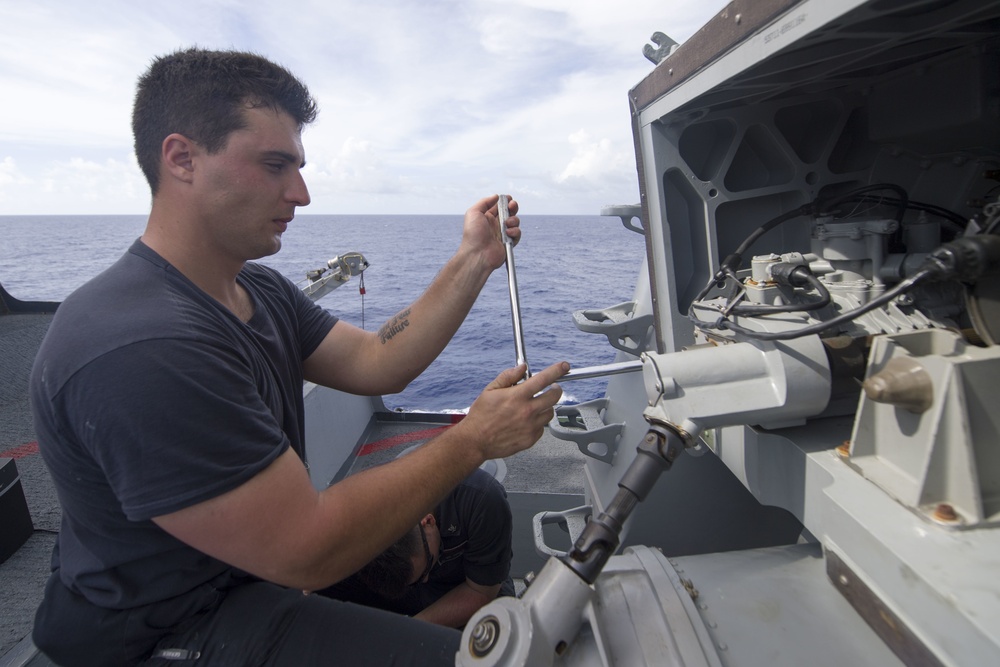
[685,183,994,342]
[691,234,1000,341]
[699,270,930,341]
[727,269,832,317]
[841,194,966,234]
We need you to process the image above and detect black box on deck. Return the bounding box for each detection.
[0,457,34,563]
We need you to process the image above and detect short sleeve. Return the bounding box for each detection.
[68,337,289,521]
[461,477,513,587]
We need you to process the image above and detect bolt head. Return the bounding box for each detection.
[469,617,501,658]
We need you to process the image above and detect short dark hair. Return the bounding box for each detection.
[356,525,421,599]
[131,47,318,194]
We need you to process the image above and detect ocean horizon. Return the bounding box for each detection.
[0,213,647,411]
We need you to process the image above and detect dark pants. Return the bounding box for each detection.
[318,574,515,619]
[35,573,460,666]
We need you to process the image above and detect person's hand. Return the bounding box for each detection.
[460,361,569,461]
[460,194,521,271]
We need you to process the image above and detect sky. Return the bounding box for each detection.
[0,0,728,216]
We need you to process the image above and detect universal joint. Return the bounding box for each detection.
[562,424,685,584]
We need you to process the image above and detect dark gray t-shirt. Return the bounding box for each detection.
[31,239,337,610]
[321,467,514,614]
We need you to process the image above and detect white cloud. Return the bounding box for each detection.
[29,156,149,213]
[306,137,410,196]
[0,157,31,202]
[0,0,728,215]
[557,130,628,184]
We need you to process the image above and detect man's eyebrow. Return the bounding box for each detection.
[263,150,306,168]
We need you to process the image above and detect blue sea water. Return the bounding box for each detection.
[0,214,646,411]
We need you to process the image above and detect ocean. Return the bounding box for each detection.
[0,214,646,411]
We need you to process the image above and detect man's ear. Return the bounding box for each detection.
[161,133,197,184]
[420,513,436,528]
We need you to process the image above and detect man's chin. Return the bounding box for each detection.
[250,237,282,260]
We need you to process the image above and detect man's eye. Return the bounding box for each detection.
[266,162,285,172]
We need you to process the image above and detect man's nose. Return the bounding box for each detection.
[288,171,311,207]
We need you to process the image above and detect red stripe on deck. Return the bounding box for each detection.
[1,441,39,459]
[357,415,464,457]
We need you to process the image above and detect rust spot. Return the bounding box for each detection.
[836,441,851,458]
[933,503,958,522]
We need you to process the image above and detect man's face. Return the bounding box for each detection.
[193,106,311,263]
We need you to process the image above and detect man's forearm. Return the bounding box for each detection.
[414,580,501,628]
[373,247,493,388]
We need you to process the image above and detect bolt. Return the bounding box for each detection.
[933,503,958,523]
[469,617,501,657]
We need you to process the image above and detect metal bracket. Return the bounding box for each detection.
[642,32,679,65]
[572,301,653,354]
[549,398,624,463]
[532,505,592,558]
[600,204,644,235]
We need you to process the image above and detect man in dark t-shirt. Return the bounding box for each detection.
[29,47,569,666]
[320,468,514,627]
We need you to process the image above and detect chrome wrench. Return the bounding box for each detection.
[497,194,531,378]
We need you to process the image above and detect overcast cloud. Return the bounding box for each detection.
[0,0,727,215]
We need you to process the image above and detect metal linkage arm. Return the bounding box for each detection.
[562,423,685,584]
[299,252,370,302]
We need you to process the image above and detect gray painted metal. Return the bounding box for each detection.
[461,0,1000,664]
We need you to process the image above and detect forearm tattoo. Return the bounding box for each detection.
[378,309,411,344]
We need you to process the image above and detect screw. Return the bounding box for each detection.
[836,441,851,458]
[933,503,959,523]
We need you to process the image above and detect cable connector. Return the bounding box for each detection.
[921,235,1000,283]
[768,263,814,288]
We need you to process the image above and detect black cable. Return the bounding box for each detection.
[728,269,831,317]
[842,194,966,233]
[692,234,1000,342]
[730,206,809,261]
[821,183,909,223]
[719,184,910,280]
[705,270,932,341]
[684,183,975,341]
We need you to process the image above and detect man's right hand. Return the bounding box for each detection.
[459,361,569,461]
[153,362,568,593]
